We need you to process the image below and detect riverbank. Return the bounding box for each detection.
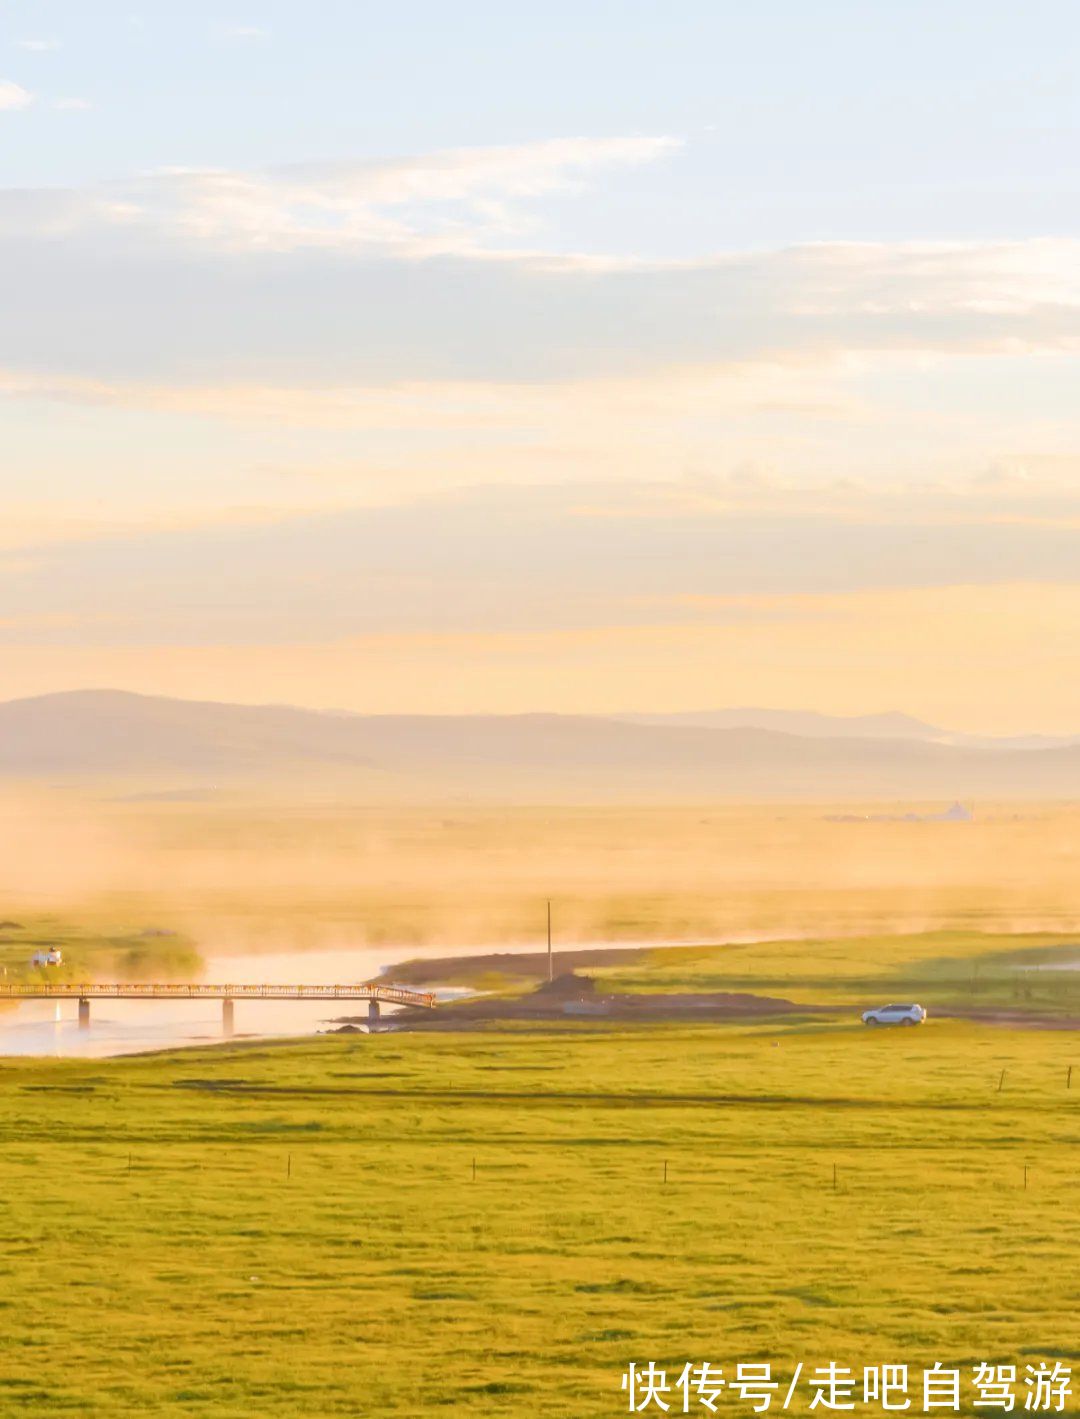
[384,929,1080,1028]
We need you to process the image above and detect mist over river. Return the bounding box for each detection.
[0,937,679,1057]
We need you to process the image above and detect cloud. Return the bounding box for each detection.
[0,80,32,110]
[118,136,680,256]
[220,24,269,41]
[0,359,858,430]
[53,97,92,111]
[0,142,1076,394]
[16,39,60,52]
[0,217,1077,394]
[0,136,680,256]
[777,239,1080,321]
[4,483,1080,649]
[0,141,1077,507]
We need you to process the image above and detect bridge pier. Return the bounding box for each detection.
[0,983,435,1027]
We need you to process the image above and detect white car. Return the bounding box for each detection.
[861,1002,926,1027]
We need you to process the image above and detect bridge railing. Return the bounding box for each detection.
[0,982,436,1007]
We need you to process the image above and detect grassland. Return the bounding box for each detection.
[2,1017,1079,1417]
[0,918,199,983]
[590,930,1080,1015]
[395,928,1080,1025]
[6,796,1080,962]
[4,796,1080,1416]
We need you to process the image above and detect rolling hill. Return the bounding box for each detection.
[618,707,1080,750]
[1,689,1079,799]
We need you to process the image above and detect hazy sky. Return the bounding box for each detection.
[3,1,1080,729]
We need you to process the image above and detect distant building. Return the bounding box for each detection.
[936,802,974,822]
[826,802,974,824]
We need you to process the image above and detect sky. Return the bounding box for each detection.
[2,0,1080,730]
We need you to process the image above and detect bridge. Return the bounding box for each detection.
[0,982,437,1035]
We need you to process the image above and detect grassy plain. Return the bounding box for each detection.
[590,930,1080,1015]
[1,1018,1079,1418]
[397,928,1080,1021]
[3,795,1080,1416]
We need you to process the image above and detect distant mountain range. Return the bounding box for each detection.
[621,707,1080,751]
[1,690,1078,800]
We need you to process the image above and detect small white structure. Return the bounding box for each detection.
[937,801,974,822]
[30,948,63,967]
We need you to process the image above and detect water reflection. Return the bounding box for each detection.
[0,934,715,1058]
[0,945,411,1058]
[0,939,550,1057]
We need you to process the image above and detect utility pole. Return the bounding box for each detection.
[547,899,553,983]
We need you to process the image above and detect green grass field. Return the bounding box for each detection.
[0,917,199,982]
[591,930,1080,1015]
[400,928,1080,1025]
[2,1016,1078,1417]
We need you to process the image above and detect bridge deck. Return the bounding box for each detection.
[0,983,436,1007]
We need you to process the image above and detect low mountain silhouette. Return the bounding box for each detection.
[621,707,946,739]
[619,707,1079,750]
[0,689,1078,799]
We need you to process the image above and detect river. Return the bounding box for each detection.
[0,943,473,1058]
[0,936,681,1058]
